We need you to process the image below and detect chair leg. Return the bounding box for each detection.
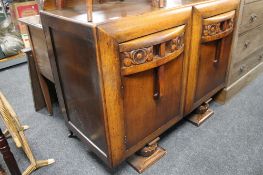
[22,159,55,175]
[4,125,29,138]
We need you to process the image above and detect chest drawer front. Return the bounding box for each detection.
[244,0,263,4]
[240,0,263,33]
[229,47,263,84]
[235,24,263,63]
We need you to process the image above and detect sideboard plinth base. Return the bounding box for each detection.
[127,138,166,173]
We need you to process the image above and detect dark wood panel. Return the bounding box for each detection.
[50,27,108,155]
[29,26,54,82]
[25,50,46,111]
[194,35,232,102]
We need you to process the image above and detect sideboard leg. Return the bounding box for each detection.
[68,131,77,138]
[127,137,167,173]
[186,99,214,127]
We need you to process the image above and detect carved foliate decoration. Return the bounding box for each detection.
[121,47,153,67]
[203,18,234,37]
[167,33,185,53]
[203,23,221,36]
[227,18,234,30]
[120,32,185,68]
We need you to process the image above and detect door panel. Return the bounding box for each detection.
[119,26,185,149]
[195,35,232,102]
[184,0,238,115]
[123,55,183,148]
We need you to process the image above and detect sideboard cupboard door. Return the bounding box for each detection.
[119,25,185,149]
[119,26,186,149]
[97,7,191,166]
[184,0,239,115]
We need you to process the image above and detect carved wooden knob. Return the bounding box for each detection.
[250,14,257,23]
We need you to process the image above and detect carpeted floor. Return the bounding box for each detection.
[0,63,263,175]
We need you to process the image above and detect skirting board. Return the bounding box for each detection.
[0,53,27,70]
[215,61,263,104]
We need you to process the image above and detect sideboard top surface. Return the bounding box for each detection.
[41,0,216,25]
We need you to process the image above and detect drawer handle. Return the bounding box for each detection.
[244,41,250,48]
[153,66,164,100]
[250,14,257,23]
[240,65,246,73]
[259,54,263,61]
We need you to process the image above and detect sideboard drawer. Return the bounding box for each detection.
[119,25,185,76]
[235,24,263,63]
[240,0,263,33]
[229,47,263,84]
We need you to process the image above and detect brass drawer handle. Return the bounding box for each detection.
[250,14,257,23]
[244,41,250,48]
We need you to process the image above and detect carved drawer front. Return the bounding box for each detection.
[194,11,235,103]
[201,11,235,43]
[240,0,263,33]
[119,25,185,75]
[235,24,263,64]
[229,47,263,84]
[119,25,186,149]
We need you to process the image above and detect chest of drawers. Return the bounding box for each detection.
[216,0,263,103]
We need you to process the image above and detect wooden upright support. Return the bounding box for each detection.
[0,128,21,175]
[87,0,93,22]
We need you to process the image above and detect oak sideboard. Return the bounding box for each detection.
[38,0,239,170]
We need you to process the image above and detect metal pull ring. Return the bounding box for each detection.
[244,41,250,48]
[250,14,257,23]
